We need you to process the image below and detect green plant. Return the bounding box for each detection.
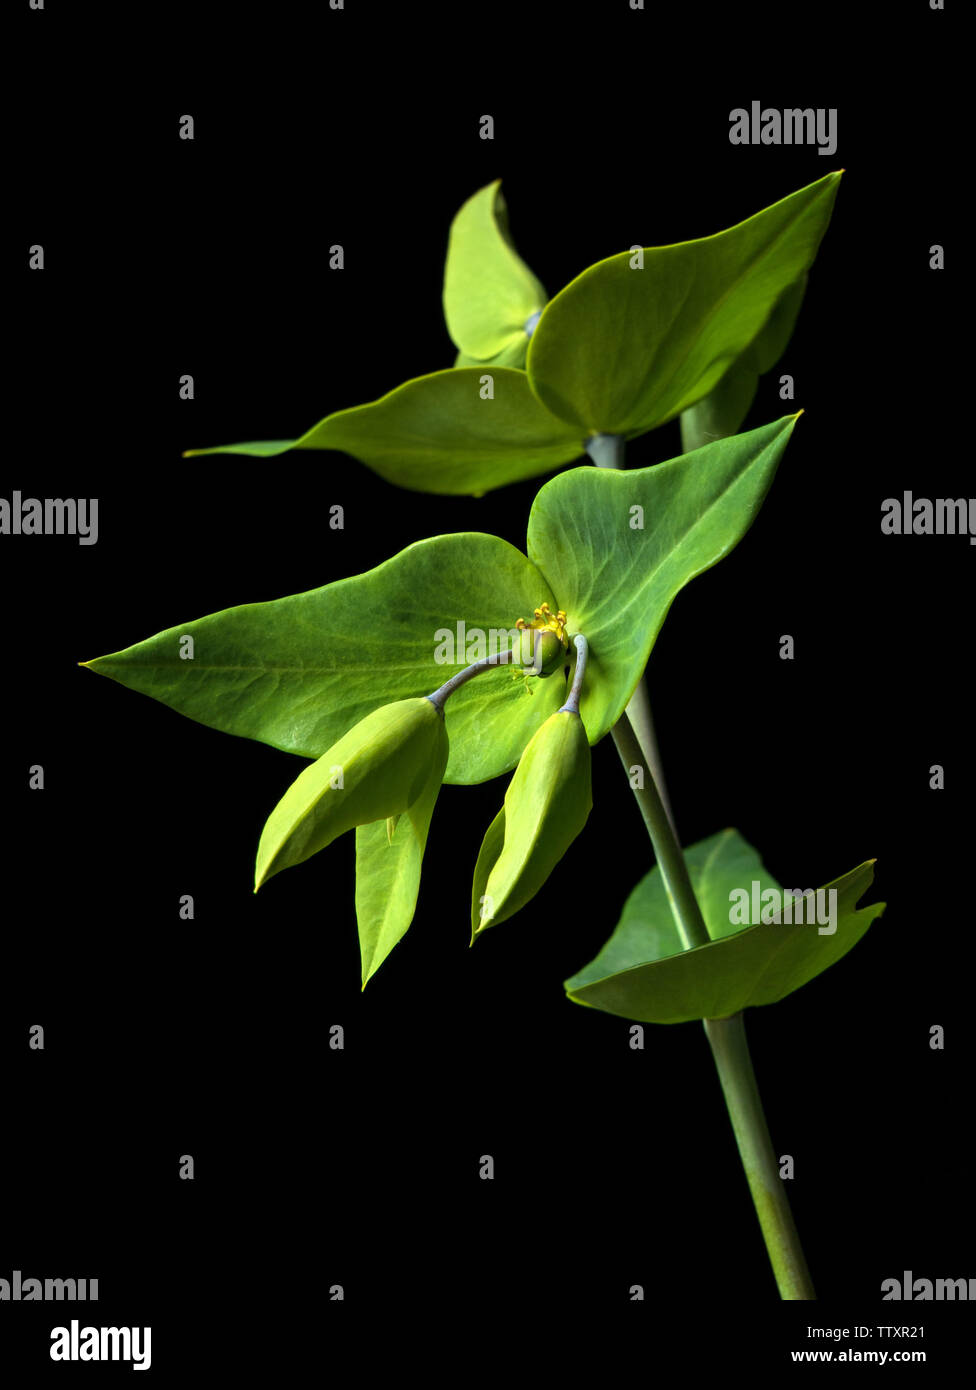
[86,173,883,1300]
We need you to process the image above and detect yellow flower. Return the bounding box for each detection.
[515,602,569,644]
[513,602,570,682]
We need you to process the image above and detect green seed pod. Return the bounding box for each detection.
[516,627,567,677]
[255,697,447,890]
[471,708,592,936]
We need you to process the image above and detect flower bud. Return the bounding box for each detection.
[513,602,569,678]
[471,708,591,936]
[256,697,447,890]
[515,626,567,677]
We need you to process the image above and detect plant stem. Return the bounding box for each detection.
[623,677,677,834]
[584,432,625,470]
[703,1013,817,1300]
[583,432,677,833]
[589,429,814,1296]
[426,648,514,711]
[610,715,709,951]
[559,634,588,716]
[611,710,815,1299]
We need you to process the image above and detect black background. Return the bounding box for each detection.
[5,0,971,1377]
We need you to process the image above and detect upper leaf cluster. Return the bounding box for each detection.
[185,174,839,495]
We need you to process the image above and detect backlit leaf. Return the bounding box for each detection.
[527,417,798,746]
[526,173,839,436]
[84,533,566,785]
[680,277,807,453]
[443,180,546,360]
[356,732,449,987]
[185,368,583,497]
[565,831,885,1023]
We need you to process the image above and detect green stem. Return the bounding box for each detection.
[623,677,676,834]
[559,634,589,716]
[610,716,709,951]
[583,432,677,833]
[612,711,815,1299]
[703,1014,817,1300]
[588,430,813,1297]
[584,432,625,470]
[426,648,514,711]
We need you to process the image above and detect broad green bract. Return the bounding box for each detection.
[184,175,838,496]
[87,417,797,782]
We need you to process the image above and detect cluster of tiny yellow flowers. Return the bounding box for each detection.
[515,602,569,645]
[511,604,569,696]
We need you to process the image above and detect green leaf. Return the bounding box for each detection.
[443,180,547,360]
[471,710,592,938]
[527,416,798,747]
[84,533,566,786]
[471,806,507,937]
[742,274,809,377]
[526,173,840,436]
[184,368,583,497]
[453,339,529,370]
[680,277,807,454]
[355,729,449,988]
[565,831,886,1024]
[255,697,446,890]
[678,359,760,457]
[569,830,783,980]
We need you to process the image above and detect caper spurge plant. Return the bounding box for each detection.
[87,173,884,1300]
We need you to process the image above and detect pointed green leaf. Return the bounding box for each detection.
[527,416,798,747]
[526,173,840,436]
[678,358,761,458]
[680,277,807,454]
[565,832,886,1023]
[471,805,507,937]
[471,710,592,938]
[569,830,782,980]
[84,533,566,785]
[255,697,445,890]
[443,180,546,360]
[184,368,583,497]
[356,729,449,987]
